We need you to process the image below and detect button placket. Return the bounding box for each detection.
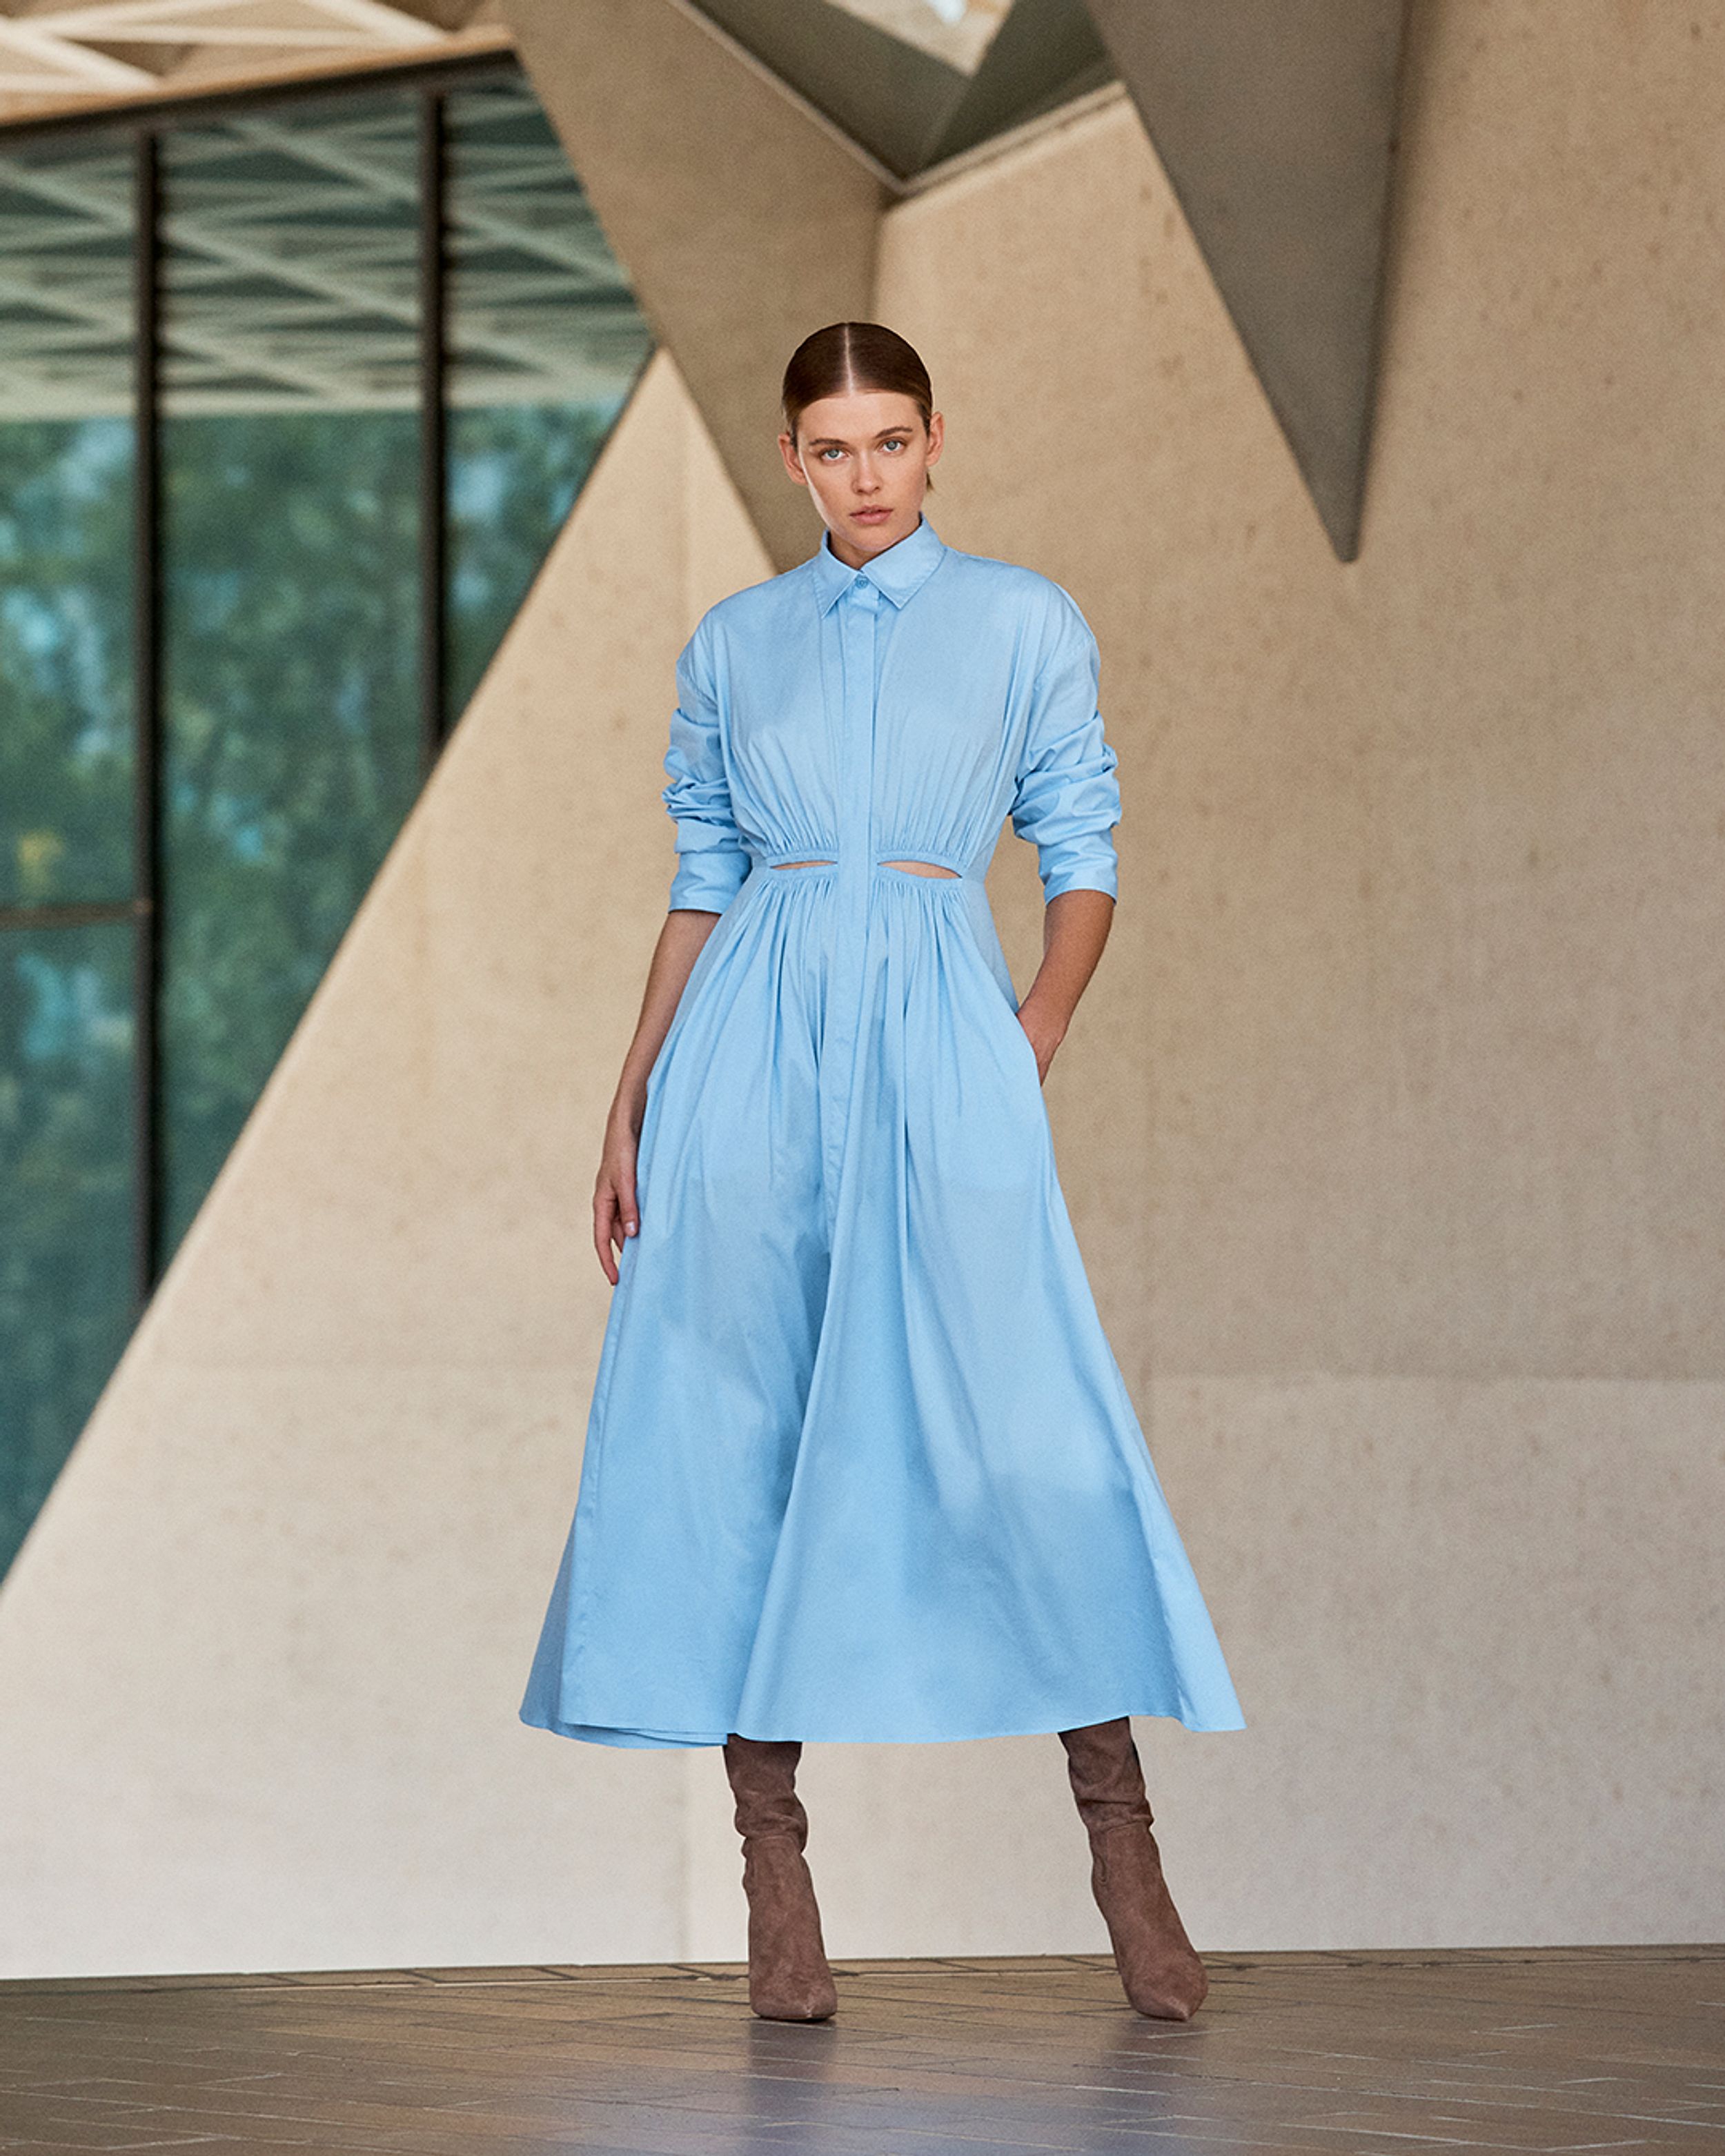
[818,574,880,1237]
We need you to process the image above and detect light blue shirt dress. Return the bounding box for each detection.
[520,513,1245,1748]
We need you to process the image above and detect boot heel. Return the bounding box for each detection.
[741,1836,838,2021]
[1089,1821,1209,2021]
[1058,1718,1208,2022]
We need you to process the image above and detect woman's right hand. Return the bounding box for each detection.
[593,1113,641,1286]
[590,907,720,1285]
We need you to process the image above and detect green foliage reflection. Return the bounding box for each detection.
[446,397,630,718]
[160,409,420,1257]
[0,420,134,907]
[0,64,656,1588]
[0,923,135,1578]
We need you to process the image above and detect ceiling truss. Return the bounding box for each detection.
[0,0,463,106]
[0,79,648,417]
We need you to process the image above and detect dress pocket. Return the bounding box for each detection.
[996,989,1043,1089]
[945,905,1047,1112]
[909,908,1052,1209]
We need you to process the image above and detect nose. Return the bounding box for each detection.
[854,452,881,494]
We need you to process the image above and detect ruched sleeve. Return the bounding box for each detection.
[662,617,749,914]
[1009,589,1121,902]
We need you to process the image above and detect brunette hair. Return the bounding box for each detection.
[781,321,936,490]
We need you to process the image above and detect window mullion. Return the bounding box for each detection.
[132,126,164,1310]
[419,88,448,771]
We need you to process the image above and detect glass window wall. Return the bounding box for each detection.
[0,62,653,1580]
[159,92,424,1252]
[0,133,138,1580]
[444,80,651,719]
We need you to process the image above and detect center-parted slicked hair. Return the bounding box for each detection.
[781,321,936,489]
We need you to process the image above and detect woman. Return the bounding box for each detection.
[521,322,1243,2026]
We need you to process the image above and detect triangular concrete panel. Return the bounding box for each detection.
[692,0,964,179]
[500,0,886,573]
[1085,0,1408,560]
[689,0,1112,181]
[926,0,1112,170]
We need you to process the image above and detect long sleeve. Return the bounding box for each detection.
[1009,589,1121,902]
[662,616,749,914]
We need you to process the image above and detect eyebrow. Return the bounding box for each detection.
[802,426,914,447]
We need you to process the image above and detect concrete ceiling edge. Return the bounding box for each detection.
[499,0,885,574]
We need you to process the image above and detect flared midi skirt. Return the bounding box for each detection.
[520,858,1245,1750]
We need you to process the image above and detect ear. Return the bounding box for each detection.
[925,411,945,466]
[777,430,809,488]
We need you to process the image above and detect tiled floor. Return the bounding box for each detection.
[1,1947,1720,2153]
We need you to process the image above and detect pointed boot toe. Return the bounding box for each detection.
[1090,1820,1209,2021]
[742,1836,838,2022]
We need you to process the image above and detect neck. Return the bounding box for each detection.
[826,511,922,574]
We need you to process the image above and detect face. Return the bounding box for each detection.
[778,387,943,566]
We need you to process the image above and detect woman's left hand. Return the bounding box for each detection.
[1015,1000,1067,1086]
[1014,891,1112,1085]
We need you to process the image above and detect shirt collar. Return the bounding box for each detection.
[809,513,947,614]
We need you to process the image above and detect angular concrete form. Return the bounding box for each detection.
[691,0,965,179]
[500,0,886,573]
[1085,0,1408,560]
[926,0,1111,170]
[691,0,1112,179]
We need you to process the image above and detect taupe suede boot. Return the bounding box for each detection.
[722,1734,838,2023]
[1058,1718,1208,2021]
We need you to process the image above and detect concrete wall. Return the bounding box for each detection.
[0,0,1719,1975]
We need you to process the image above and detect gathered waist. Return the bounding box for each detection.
[709,847,1018,1010]
[747,847,978,882]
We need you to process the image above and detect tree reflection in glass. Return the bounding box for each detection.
[0,927,135,1575]
[159,95,423,1258]
[444,80,652,720]
[0,68,656,1581]
[0,138,137,1579]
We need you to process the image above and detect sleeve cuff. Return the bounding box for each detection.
[668,845,749,913]
[1039,846,1118,903]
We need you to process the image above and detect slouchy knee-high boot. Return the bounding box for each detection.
[1058,1718,1208,2021]
[722,1734,838,2023]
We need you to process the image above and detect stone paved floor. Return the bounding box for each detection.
[1,1947,1720,2152]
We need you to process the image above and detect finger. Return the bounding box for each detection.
[593,1189,620,1284]
[618,1167,639,1238]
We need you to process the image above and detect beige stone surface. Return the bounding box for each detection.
[1139,1376,1723,1950]
[886,22,1725,1384]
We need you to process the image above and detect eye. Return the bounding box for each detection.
[818,446,845,461]
[883,437,907,451]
